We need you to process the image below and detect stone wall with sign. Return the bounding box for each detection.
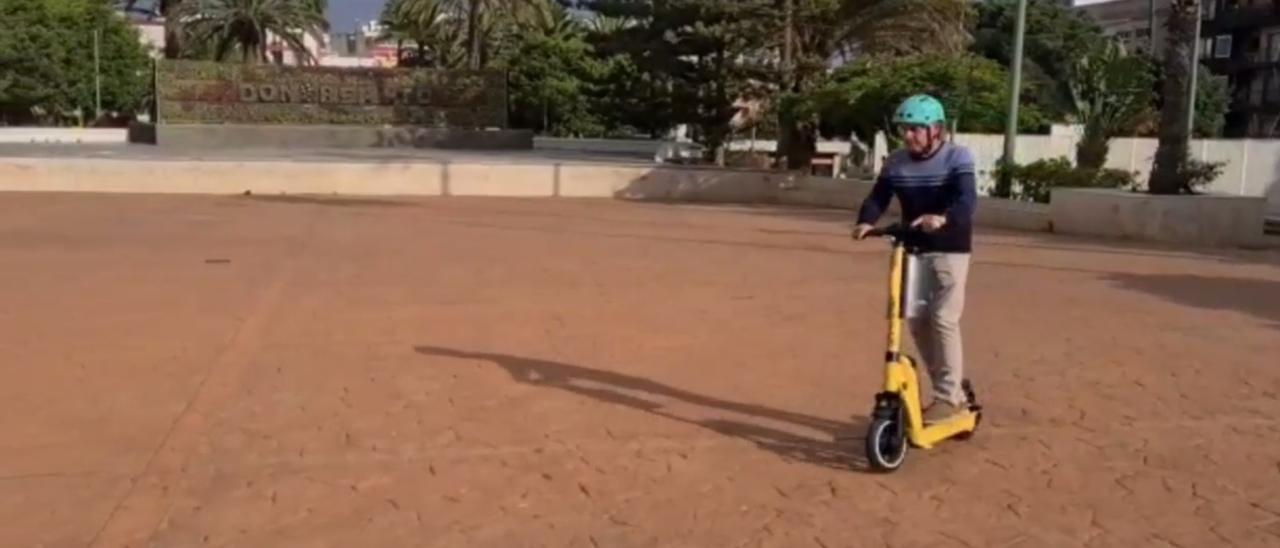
[155,60,508,128]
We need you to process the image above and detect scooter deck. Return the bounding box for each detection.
[909,411,979,449]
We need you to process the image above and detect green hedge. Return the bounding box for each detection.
[993,156,1226,202]
[994,157,1136,203]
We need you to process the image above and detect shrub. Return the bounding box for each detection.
[1126,158,1226,194]
[1179,158,1225,193]
[994,157,1136,203]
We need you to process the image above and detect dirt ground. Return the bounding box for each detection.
[2,192,1279,548]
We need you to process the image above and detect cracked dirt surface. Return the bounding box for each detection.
[2,193,1279,547]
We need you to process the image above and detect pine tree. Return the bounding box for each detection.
[584,0,774,163]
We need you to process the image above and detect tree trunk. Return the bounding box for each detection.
[162,0,182,59]
[779,107,816,170]
[1076,122,1110,170]
[467,0,483,70]
[777,0,816,172]
[1149,0,1199,194]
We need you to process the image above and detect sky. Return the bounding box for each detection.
[330,0,386,33]
[162,0,1122,34]
[323,0,1128,33]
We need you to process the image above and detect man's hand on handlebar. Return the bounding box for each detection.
[853,221,930,241]
[910,214,947,233]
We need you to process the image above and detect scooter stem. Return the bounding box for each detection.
[886,241,906,358]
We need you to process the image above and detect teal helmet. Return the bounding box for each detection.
[892,94,946,126]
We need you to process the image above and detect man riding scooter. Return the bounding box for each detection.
[853,94,978,424]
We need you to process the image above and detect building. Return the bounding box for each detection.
[119,11,165,58]
[322,20,398,67]
[1200,0,1280,137]
[1070,0,1170,56]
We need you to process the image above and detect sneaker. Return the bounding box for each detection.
[922,401,964,424]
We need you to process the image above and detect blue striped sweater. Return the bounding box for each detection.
[857,142,978,253]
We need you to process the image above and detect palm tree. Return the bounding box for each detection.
[1148,0,1200,194]
[584,12,634,36]
[174,0,328,64]
[381,0,465,67]
[503,0,575,37]
[381,0,555,69]
[461,0,549,68]
[1067,40,1154,169]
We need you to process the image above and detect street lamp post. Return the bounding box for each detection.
[1186,1,1203,140]
[999,0,1029,198]
[94,28,102,122]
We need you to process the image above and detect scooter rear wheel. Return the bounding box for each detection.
[865,418,908,472]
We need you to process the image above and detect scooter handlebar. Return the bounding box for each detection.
[861,222,918,240]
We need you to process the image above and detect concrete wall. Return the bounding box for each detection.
[130,124,534,150]
[2,148,1269,244]
[534,137,855,155]
[0,157,446,196]
[0,128,127,144]
[0,155,1050,234]
[877,132,1280,220]
[533,136,859,164]
[7,130,1279,221]
[1050,188,1268,248]
[534,137,666,157]
[8,153,1272,247]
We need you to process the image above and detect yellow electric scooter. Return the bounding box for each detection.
[860,222,981,472]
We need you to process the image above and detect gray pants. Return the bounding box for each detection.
[908,252,971,406]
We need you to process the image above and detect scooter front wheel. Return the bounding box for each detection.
[865,418,908,472]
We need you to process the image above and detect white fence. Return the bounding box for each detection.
[873,132,1280,219]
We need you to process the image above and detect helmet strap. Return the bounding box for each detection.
[909,125,946,160]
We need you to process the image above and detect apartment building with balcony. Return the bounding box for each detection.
[1200,0,1280,136]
